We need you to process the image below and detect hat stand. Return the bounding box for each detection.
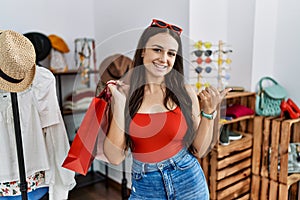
[10,92,28,200]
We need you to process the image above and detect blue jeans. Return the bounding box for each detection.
[0,187,48,200]
[129,148,209,200]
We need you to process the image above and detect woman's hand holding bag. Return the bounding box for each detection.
[106,80,128,130]
[62,82,116,175]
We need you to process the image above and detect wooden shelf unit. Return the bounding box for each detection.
[251,116,300,200]
[53,69,98,110]
[200,91,256,200]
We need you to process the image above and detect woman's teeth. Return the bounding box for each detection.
[154,63,167,69]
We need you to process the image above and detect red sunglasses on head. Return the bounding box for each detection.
[149,19,183,35]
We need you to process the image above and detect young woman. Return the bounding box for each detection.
[104,19,231,200]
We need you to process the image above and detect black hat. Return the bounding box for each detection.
[23,32,51,63]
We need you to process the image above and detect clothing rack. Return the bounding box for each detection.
[10,92,28,200]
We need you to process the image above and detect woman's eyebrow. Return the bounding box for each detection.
[151,44,177,52]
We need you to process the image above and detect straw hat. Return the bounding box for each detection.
[0,30,36,92]
[48,34,70,53]
[99,54,133,83]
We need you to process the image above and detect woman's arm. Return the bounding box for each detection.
[186,85,230,158]
[103,82,127,165]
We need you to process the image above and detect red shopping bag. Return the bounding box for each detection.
[62,84,113,175]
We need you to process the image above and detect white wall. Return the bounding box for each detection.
[251,0,300,105]
[93,0,190,76]
[0,0,95,70]
[189,0,228,42]
[227,0,255,90]
[273,0,300,105]
[0,0,96,106]
[251,0,279,91]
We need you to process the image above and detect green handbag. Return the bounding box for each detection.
[255,76,287,116]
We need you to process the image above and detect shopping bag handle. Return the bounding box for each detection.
[98,81,116,101]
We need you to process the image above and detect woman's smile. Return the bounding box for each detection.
[153,62,168,71]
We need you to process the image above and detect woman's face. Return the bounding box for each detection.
[142,32,179,81]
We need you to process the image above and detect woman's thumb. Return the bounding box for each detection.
[220,88,232,99]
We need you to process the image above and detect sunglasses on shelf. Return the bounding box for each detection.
[203,42,212,49]
[217,58,232,65]
[193,50,212,57]
[195,82,211,90]
[214,49,233,55]
[193,57,212,65]
[195,66,213,74]
[222,73,231,80]
[193,41,212,49]
[150,19,183,35]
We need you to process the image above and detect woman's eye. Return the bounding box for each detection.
[152,48,161,52]
[168,52,176,57]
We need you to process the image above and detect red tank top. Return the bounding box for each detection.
[129,106,187,163]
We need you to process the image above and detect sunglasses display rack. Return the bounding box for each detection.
[189,40,232,92]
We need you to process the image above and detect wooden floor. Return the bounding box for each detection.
[68,172,129,200]
[68,181,123,200]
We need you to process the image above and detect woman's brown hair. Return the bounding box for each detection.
[124,26,197,154]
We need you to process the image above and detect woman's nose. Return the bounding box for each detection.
[159,52,168,62]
